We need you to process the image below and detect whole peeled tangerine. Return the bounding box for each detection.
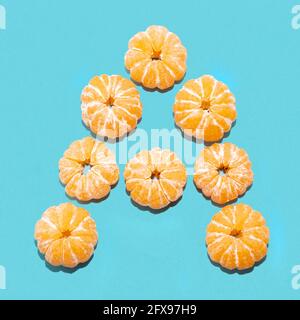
[34,203,98,268]
[125,25,187,90]
[206,203,270,271]
[194,143,253,205]
[174,75,237,142]
[59,137,119,202]
[81,74,142,139]
[124,148,187,210]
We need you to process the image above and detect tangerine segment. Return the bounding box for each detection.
[34,203,98,268]
[125,25,187,90]
[194,143,253,205]
[173,75,237,142]
[81,74,142,139]
[124,148,187,210]
[59,137,119,202]
[206,203,269,271]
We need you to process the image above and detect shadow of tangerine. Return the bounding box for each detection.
[125,182,187,215]
[124,66,186,93]
[174,120,237,146]
[207,253,267,275]
[192,179,253,209]
[81,117,142,144]
[35,240,97,274]
[58,177,119,205]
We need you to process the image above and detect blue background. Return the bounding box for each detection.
[0,0,300,300]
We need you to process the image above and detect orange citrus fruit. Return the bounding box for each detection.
[194,143,253,205]
[124,148,187,210]
[81,74,142,139]
[173,75,237,142]
[125,25,187,90]
[34,203,98,268]
[59,137,119,202]
[206,203,269,271]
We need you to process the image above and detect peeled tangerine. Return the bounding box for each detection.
[81,74,142,139]
[206,204,270,271]
[125,25,187,90]
[124,148,187,210]
[174,75,237,142]
[194,143,253,205]
[59,137,119,202]
[34,203,98,268]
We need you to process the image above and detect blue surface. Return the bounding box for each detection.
[0,0,300,300]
